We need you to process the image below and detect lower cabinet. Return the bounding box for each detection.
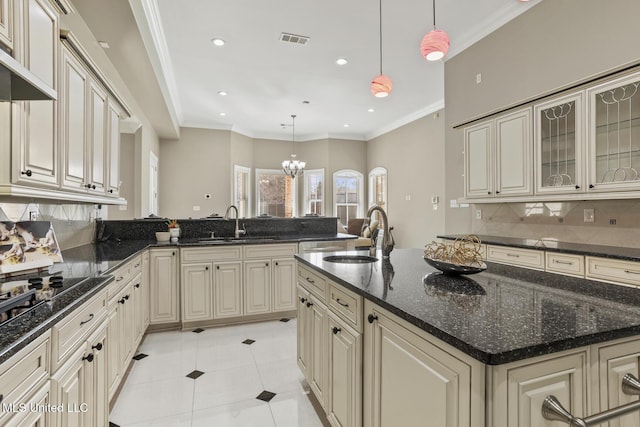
[182,262,214,322]
[244,260,272,314]
[149,248,179,324]
[213,261,243,319]
[4,383,50,427]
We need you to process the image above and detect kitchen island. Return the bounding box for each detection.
[295,248,640,427]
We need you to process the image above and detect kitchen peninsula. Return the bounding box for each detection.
[295,247,640,427]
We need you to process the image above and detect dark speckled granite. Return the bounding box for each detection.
[0,276,112,364]
[296,248,640,365]
[439,234,640,262]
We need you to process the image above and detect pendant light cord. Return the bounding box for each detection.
[432,0,436,29]
[291,114,296,155]
[379,0,383,75]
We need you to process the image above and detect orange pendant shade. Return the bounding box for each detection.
[371,74,393,97]
[420,29,450,61]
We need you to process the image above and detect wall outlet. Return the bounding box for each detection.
[476,73,482,84]
[405,194,411,201]
[475,209,482,220]
[29,211,37,221]
[193,205,201,211]
[609,218,617,225]
[583,209,595,223]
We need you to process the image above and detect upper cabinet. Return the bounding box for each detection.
[0,0,14,51]
[534,92,583,195]
[464,108,532,199]
[587,71,640,193]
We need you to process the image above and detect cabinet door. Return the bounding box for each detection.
[5,383,49,427]
[244,260,271,315]
[141,251,150,330]
[117,283,135,374]
[181,263,213,322]
[593,338,640,427]
[297,285,311,379]
[495,351,588,427]
[309,295,328,410]
[88,79,107,193]
[213,261,242,318]
[11,0,58,187]
[60,44,87,191]
[85,323,108,427]
[273,258,296,311]
[149,249,179,324]
[0,0,13,49]
[588,72,640,192]
[327,312,362,427]
[106,98,121,196]
[464,120,493,198]
[535,93,584,194]
[364,306,474,427]
[495,108,532,196]
[132,273,146,346]
[106,307,120,402]
[50,346,87,427]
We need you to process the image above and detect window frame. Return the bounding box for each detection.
[232,165,251,218]
[333,169,364,224]
[255,168,298,218]
[303,168,325,216]
[368,166,388,213]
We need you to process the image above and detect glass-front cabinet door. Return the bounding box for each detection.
[534,92,583,194]
[588,72,640,192]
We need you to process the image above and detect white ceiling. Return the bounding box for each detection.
[79,0,543,141]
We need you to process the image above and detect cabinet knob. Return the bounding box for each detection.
[119,298,126,304]
[306,301,313,308]
[275,262,279,266]
[82,353,94,363]
[135,283,140,288]
[21,169,32,177]
[216,265,220,270]
[487,191,492,195]
[495,190,500,194]
[124,294,130,300]
[300,297,306,304]
[589,184,595,189]
[332,327,341,335]
[266,262,269,267]
[367,313,378,324]
[172,252,176,256]
[575,185,580,189]
[205,266,209,271]
[92,343,103,351]
[109,189,114,193]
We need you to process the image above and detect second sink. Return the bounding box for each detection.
[323,255,379,264]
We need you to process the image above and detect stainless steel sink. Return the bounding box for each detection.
[323,255,379,264]
[197,236,277,243]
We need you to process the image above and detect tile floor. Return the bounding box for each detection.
[109,318,329,427]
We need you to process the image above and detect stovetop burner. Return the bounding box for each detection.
[0,274,89,327]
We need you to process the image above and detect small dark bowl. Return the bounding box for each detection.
[423,257,487,275]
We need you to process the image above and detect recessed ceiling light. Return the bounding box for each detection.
[343,124,350,128]
[98,41,110,49]
[336,58,348,65]
[211,38,225,46]
[218,91,227,96]
[219,112,226,117]
[368,108,375,113]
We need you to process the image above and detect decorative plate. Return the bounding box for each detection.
[423,257,487,275]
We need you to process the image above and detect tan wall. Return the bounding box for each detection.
[443,0,640,244]
[159,128,231,218]
[367,112,446,248]
[107,133,136,219]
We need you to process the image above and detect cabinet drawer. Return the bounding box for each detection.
[107,254,142,299]
[546,253,585,277]
[298,263,327,301]
[586,257,640,287]
[244,243,297,259]
[181,246,241,263]
[0,333,49,426]
[486,245,545,270]
[328,283,362,332]
[51,290,107,370]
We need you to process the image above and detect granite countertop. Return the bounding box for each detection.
[295,248,640,365]
[0,233,354,363]
[438,234,640,262]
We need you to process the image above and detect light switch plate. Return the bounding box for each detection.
[475,209,482,220]
[584,209,594,223]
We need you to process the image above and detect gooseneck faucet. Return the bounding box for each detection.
[224,205,246,238]
[366,205,394,258]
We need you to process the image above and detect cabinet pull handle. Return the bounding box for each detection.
[300,297,307,304]
[21,169,32,177]
[624,270,640,275]
[542,374,640,425]
[575,185,580,189]
[367,314,378,324]
[119,298,126,304]
[336,298,349,308]
[92,343,103,351]
[82,353,94,363]
[134,263,140,268]
[135,283,141,288]
[80,313,94,326]
[589,184,595,189]
[332,327,341,335]
[306,277,315,284]
[116,276,124,282]
[506,253,520,258]
[306,301,313,307]
[554,260,573,265]
[0,394,3,404]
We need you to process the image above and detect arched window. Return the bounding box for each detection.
[333,169,364,224]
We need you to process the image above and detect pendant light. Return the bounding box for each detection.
[420,0,450,61]
[371,0,392,97]
[282,115,305,179]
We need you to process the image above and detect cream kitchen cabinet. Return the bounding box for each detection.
[0,0,13,49]
[11,0,59,188]
[133,261,148,347]
[534,92,584,195]
[464,108,533,199]
[149,248,179,325]
[87,79,107,194]
[302,289,329,410]
[587,71,640,193]
[244,260,272,315]
[486,245,545,270]
[107,279,136,402]
[363,300,483,427]
[213,261,243,319]
[273,258,297,311]
[50,320,108,427]
[106,98,121,196]
[297,285,312,379]
[181,262,213,322]
[4,383,49,427]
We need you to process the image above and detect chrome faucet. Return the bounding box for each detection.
[224,205,246,238]
[366,205,394,258]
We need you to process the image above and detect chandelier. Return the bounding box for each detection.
[282,114,305,179]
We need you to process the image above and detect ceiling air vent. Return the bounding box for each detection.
[279,33,310,46]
